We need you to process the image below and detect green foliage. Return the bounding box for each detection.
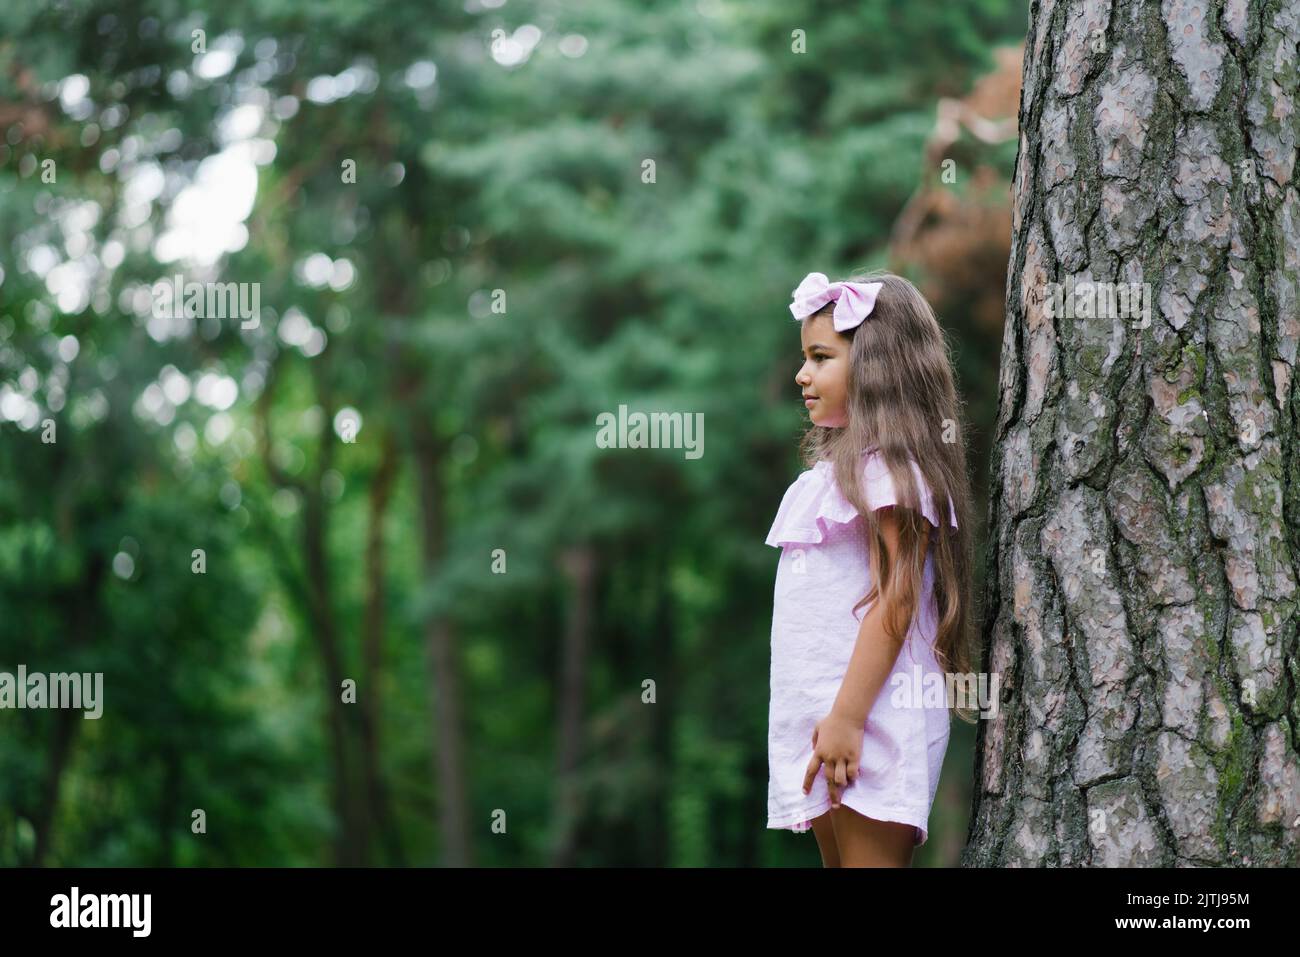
[0,0,1025,866]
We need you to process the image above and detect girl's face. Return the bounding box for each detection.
[796,311,851,428]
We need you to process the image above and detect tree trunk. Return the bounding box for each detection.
[32,542,106,866]
[303,476,369,866]
[361,431,405,865]
[549,544,596,867]
[411,419,472,866]
[966,0,1300,866]
[258,359,369,866]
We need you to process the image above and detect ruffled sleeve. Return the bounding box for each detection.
[862,450,959,531]
[764,466,859,548]
[765,450,957,549]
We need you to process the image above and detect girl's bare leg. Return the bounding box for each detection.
[830,806,915,867]
[809,810,840,868]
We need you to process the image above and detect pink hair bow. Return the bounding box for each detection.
[788,272,884,332]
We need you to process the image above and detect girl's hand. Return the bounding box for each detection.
[802,710,862,809]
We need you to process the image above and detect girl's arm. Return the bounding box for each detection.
[803,506,914,805]
[829,506,908,728]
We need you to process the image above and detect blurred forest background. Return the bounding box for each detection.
[0,0,1026,867]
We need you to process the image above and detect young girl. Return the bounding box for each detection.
[766,270,977,867]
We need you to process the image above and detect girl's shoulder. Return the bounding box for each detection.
[856,447,958,531]
[765,458,857,549]
[767,447,955,549]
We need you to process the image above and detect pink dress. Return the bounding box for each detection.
[765,447,957,846]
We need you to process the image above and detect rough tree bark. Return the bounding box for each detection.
[965,0,1300,866]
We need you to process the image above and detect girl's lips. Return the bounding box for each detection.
[804,398,817,407]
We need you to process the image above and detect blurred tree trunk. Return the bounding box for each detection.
[966,0,1300,866]
[302,433,369,866]
[651,549,677,866]
[362,431,405,865]
[549,544,596,867]
[31,509,107,866]
[411,419,472,866]
[157,746,180,866]
[259,361,369,866]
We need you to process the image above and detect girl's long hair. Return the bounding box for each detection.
[797,270,979,723]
